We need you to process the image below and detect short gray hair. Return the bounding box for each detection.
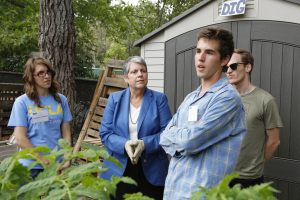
[123,56,147,78]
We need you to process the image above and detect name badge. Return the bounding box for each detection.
[32,110,49,124]
[188,106,198,122]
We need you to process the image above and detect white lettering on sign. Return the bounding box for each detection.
[220,0,246,17]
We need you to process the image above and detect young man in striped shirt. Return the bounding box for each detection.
[160,26,247,200]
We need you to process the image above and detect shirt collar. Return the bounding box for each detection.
[194,77,230,96]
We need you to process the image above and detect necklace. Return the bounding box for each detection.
[129,104,139,124]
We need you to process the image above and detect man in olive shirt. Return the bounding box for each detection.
[224,49,283,188]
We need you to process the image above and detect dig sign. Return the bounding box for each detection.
[220,0,246,17]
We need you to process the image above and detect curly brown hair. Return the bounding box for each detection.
[23,56,62,107]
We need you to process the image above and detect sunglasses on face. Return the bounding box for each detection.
[222,62,247,72]
[33,71,54,77]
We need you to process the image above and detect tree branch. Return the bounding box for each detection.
[99,20,126,46]
[128,14,148,19]
[5,0,26,8]
[1,2,9,7]
[126,16,143,37]
[157,0,166,28]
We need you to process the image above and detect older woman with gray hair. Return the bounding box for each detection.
[99,56,172,199]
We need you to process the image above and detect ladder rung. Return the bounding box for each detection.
[107,87,123,95]
[94,106,105,116]
[104,77,128,89]
[92,115,102,123]
[98,98,108,107]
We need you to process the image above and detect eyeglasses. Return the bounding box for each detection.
[222,63,247,72]
[33,71,54,77]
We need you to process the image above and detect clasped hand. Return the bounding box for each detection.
[125,140,145,165]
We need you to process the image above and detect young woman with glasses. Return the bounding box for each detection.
[7,56,73,181]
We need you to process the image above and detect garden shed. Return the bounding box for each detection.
[133,0,300,199]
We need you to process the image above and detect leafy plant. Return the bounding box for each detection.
[0,139,152,200]
[191,173,279,200]
[124,192,154,200]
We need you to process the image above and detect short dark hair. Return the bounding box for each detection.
[198,26,234,61]
[233,49,254,74]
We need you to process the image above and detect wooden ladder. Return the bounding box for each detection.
[73,59,128,158]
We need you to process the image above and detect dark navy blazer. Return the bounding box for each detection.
[99,87,172,186]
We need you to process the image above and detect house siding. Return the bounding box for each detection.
[141,33,165,93]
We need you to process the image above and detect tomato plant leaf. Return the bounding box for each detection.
[43,188,67,200]
[2,161,31,186]
[80,149,99,162]
[35,161,59,181]
[97,150,123,170]
[73,185,110,200]
[120,176,137,186]
[190,190,205,200]
[27,161,38,170]
[34,146,51,153]
[0,157,13,174]
[98,180,117,197]
[191,173,279,200]
[67,174,83,184]
[0,139,153,200]
[0,189,17,200]
[1,172,19,184]
[16,176,55,196]
[81,175,97,188]
[123,192,154,200]
[58,139,70,149]
[63,162,107,176]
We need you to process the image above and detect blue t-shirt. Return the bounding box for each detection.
[8,93,73,169]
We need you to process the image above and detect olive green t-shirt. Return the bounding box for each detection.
[234,87,283,179]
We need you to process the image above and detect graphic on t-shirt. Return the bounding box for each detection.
[243,102,251,120]
[29,105,63,116]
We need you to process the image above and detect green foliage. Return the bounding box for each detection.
[124,192,155,200]
[0,1,39,72]
[163,0,203,22]
[97,0,203,60]
[104,42,128,63]
[1,0,202,78]
[191,173,279,200]
[0,139,151,200]
[0,0,101,79]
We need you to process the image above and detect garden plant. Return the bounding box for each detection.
[191,173,279,200]
[0,138,280,200]
[0,139,153,200]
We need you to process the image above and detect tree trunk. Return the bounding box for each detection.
[39,0,76,145]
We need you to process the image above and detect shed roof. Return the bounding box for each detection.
[133,0,300,47]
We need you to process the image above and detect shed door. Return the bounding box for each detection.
[252,41,300,200]
[165,21,300,199]
[174,49,201,111]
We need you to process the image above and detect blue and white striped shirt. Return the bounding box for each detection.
[160,77,246,200]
